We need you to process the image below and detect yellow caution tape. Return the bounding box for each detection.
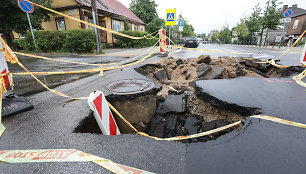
[14,41,159,69]
[0,36,18,64]
[13,46,159,76]
[25,0,159,40]
[0,149,154,174]
[251,115,306,128]
[0,88,5,137]
[14,52,102,67]
[293,69,306,88]
[274,30,306,60]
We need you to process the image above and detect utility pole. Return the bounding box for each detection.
[91,0,101,53]
[222,12,231,28]
[259,0,270,47]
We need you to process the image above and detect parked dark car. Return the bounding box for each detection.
[184,37,198,48]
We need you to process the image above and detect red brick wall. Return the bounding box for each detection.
[287,14,306,35]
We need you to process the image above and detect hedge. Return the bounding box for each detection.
[16,29,96,53]
[114,30,159,48]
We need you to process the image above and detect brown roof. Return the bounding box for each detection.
[101,0,145,25]
[76,0,145,25]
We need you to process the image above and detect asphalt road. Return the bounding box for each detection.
[1,44,306,173]
[174,43,303,66]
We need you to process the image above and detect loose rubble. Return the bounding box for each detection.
[135,55,303,143]
[77,55,304,143]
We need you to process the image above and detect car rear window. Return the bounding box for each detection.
[186,37,196,41]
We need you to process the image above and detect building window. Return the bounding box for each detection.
[134,25,139,31]
[55,17,66,30]
[292,20,299,29]
[113,20,121,32]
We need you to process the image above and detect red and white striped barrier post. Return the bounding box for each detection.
[301,41,306,66]
[159,29,166,54]
[88,91,120,135]
[0,36,12,92]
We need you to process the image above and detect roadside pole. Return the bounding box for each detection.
[279,23,285,49]
[26,13,37,51]
[18,0,38,51]
[165,9,176,47]
[91,0,101,54]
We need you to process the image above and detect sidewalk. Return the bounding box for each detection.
[98,46,160,57]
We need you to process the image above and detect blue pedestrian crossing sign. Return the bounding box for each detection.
[167,13,175,21]
[165,9,176,26]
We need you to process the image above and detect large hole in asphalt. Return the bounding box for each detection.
[74,55,304,143]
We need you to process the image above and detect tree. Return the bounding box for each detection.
[146,17,164,33]
[196,33,206,39]
[235,19,249,41]
[129,0,158,24]
[245,4,262,37]
[0,0,52,49]
[174,15,195,37]
[217,27,232,44]
[259,0,282,46]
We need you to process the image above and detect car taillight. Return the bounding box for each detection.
[185,41,187,43]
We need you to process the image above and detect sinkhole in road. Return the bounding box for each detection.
[74,55,303,143]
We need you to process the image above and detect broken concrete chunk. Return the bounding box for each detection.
[182,69,188,74]
[196,64,212,78]
[147,115,166,138]
[164,115,178,138]
[154,68,168,81]
[184,115,199,142]
[186,73,191,80]
[156,94,187,115]
[236,66,246,76]
[245,61,260,68]
[228,71,237,78]
[201,120,230,135]
[196,55,211,64]
[198,65,225,80]
[176,59,184,66]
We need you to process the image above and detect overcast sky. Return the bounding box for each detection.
[117,0,306,34]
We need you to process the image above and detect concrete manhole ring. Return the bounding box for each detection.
[106,79,155,95]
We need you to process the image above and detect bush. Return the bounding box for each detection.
[114,30,158,48]
[296,40,305,46]
[17,29,96,53]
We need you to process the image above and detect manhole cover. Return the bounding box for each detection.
[106,79,155,95]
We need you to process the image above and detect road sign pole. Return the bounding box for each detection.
[91,0,101,54]
[169,26,171,45]
[26,13,37,51]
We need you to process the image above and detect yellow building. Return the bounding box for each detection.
[41,0,146,46]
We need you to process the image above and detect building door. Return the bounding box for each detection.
[99,21,107,44]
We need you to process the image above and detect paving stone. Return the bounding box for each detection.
[176,59,184,66]
[156,94,187,115]
[164,115,177,138]
[184,115,199,143]
[147,115,166,138]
